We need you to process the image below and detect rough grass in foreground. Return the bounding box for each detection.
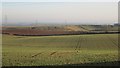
[2,34,119,66]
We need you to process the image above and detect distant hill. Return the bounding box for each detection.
[64,25,88,32]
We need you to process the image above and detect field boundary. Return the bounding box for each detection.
[2,32,120,36]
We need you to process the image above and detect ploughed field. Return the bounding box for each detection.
[2,34,119,66]
[2,25,119,36]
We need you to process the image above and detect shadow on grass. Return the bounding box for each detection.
[62,61,120,66]
[2,61,120,68]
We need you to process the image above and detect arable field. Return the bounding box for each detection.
[2,34,119,66]
[2,25,119,36]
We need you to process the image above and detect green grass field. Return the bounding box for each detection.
[2,34,119,66]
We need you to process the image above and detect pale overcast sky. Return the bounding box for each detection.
[1,0,119,25]
[1,0,119,2]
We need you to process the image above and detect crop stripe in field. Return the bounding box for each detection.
[101,36,110,50]
[100,36,117,50]
[107,36,119,47]
[32,52,43,58]
[50,51,57,56]
[75,36,83,51]
[78,37,82,50]
[107,36,119,48]
[82,36,87,50]
[98,36,111,49]
[77,37,81,50]
[75,36,80,50]
[75,36,79,50]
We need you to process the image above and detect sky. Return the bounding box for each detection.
[1,0,119,2]
[1,0,119,25]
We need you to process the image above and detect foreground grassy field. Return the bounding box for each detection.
[2,34,119,66]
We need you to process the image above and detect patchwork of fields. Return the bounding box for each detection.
[2,25,119,36]
[2,34,119,66]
